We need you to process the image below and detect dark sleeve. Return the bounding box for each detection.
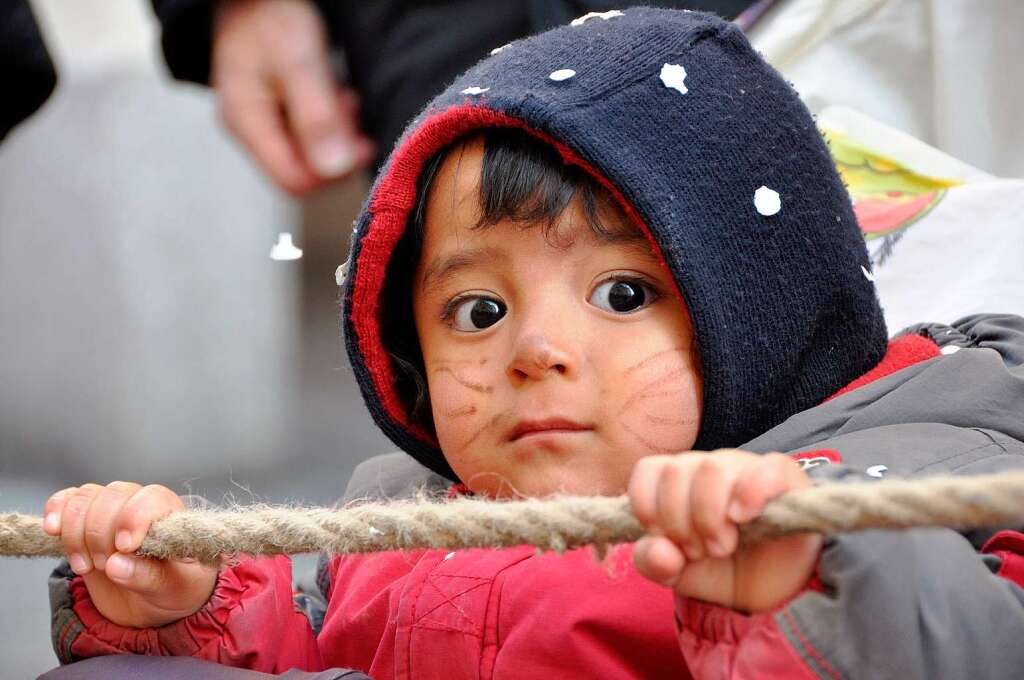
[0,0,58,142]
[150,0,217,85]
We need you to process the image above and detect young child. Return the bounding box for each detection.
[43,8,1024,679]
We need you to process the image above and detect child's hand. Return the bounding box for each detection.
[43,482,219,628]
[628,449,822,613]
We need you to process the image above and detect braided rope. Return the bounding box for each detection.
[4,472,1024,564]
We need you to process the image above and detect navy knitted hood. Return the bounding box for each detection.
[341,7,887,481]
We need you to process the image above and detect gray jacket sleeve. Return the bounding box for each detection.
[775,526,1024,680]
[733,314,1024,679]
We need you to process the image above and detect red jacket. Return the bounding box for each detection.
[51,331,1024,678]
[65,535,826,678]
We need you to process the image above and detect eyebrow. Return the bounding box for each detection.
[418,229,657,288]
[591,226,660,261]
[420,246,508,288]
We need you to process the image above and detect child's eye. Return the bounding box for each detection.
[589,278,658,314]
[446,296,507,332]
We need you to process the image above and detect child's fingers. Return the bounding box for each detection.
[689,457,742,558]
[83,482,142,572]
[102,553,171,594]
[632,534,686,587]
[43,488,77,535]
[729,453,807,523]
[628,454,673,530]
[654,457,705,561]
[114,484,186,554]
[58,484,105,575]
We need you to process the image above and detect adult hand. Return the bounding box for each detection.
[212,0,375,194]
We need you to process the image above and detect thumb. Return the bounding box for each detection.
[103,552,172,594]
[104,553,218,616]
[280,53,357,179]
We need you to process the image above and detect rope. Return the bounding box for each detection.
[4,472,1024,564]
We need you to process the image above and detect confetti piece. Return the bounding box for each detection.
[270,233,302,261]
[336,260,349,286]
[754,185,781,216]
[941,345,961,355]
[461,86,490,95]
[490,44,511,55]
[860,264,875,282]
[549,69,576,82]
[570,10,624,26]
[659,63,688,95]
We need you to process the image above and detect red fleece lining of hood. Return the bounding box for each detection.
[350,104,682,444]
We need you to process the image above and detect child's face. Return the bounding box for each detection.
[412,137,702,498]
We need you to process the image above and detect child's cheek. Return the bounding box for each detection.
[614,349,702,455]
[427,365,498,454]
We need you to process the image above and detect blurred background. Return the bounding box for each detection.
[1,0,1022,676]
[1,1,385,675]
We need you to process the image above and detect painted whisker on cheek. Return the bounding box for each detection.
[621,421,686,454]
[445,405,478,418]
[646,414,690,425]
[622,367,689,411]
[464,412,504,448]
[616,349,701,453]
[634,388,689,401]
[625,346,689,374]
[432,366,494,393]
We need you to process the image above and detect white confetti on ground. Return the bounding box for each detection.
[549,69,576,82]
[941,345,961,355]
[269,233,302,261]
[461,86,490,95]
[659,63,688,94]
[753,185,781,216]
[570,10,624,26]
[490,44,511,55]
[860,265,875,282]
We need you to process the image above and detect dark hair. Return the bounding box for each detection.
[380,127,625,432]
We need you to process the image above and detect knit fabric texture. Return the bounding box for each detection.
[341,7,888,481]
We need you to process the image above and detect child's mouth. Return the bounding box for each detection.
[507,418,593,442]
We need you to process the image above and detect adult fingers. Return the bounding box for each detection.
[59,484,105,575]
[333,87,376,168]
[218,78,320,195]
[279,52,359,179]
[83,481,142,572]
[43,487,77,535]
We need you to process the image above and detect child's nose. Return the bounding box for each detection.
[506,331,579,383]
